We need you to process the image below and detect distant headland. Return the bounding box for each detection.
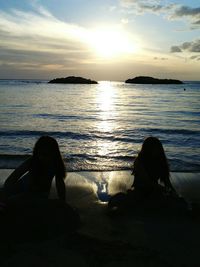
[48,76,98,84]
[125,76,183,84]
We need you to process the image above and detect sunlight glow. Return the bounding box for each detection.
[98,81,115,111]
[95,81,116,133]
[88,27,138,58]
[94,81,117,157]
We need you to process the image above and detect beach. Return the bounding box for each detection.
[0,169,200,267]
[0,81,200,266]
[1,0,200,264]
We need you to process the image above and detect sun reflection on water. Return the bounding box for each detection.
[97,81,115,113]
[95,81,117,157]
[96,81,116,133]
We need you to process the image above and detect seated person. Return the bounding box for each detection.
[3,135,66,201]
[130,136,176,198]
[1,136,81,237]
[108,137,182,213]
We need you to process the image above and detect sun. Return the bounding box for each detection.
[88,27,138,58]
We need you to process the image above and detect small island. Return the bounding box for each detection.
[125,76,183,84]
[48,76,98,84]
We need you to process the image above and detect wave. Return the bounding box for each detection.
[141,128,199,135]
[0,130,92,141]
[0,154,133,171]
[0,129,199,148]
[0,154,199,172]
[0,130,141,144]
[68,153,134,161]
[33,113,97,121]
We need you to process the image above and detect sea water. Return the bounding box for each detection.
[0,79,200,172]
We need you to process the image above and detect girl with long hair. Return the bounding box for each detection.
[108,136,177,212]
[4,136,66,201]
[132,136,175,194]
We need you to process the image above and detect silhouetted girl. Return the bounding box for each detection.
[4,136,66,201]
[108,136,178,212]
[131,136,175,195]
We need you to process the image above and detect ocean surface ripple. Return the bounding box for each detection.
[0,80,200,171]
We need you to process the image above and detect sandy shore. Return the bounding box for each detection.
[0,170,200,267]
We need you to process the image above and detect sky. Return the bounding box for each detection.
[0,0,199,81]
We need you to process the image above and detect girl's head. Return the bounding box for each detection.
[134,136,169,181]
[140,136,165,159]
[32,136,66,178]
[33,136,60,164]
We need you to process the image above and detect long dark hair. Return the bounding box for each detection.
[133,136,169,184]
[30,136,66,179]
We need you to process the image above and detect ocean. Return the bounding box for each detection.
[0,79,199,172]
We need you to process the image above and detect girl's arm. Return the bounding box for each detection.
[55,175,66,201]
[4,157,32,189]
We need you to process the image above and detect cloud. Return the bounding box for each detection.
[0,7,102,77]
[170,39,200,61]
[171,6,200,27]
[120,0,168,14]
[120,1,200,28]
[173,6,200,18]
[171,39,200,53]
[121,0,161,7]
[170,46,182,52]
[153,57,168,60]
[0,8,91,42]
[190,55,200,61]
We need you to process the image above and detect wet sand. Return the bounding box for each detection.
[0,170,200,267]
